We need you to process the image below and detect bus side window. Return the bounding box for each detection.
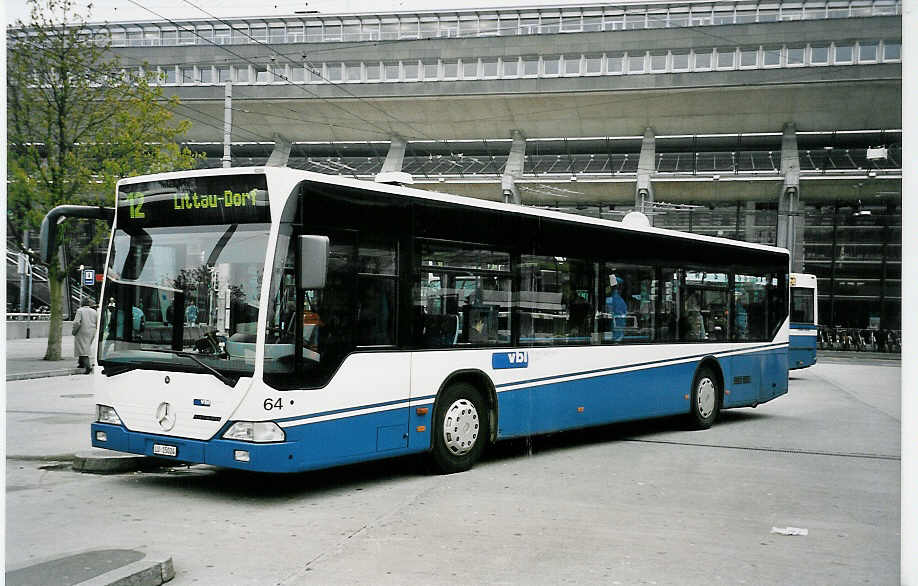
[734,274,767,341]
[657,268,679,341]
[355,238,397,347]
[416,242,511,348]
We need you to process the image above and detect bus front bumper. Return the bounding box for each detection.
[91,423,300,473]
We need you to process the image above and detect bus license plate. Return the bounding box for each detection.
[153,444,177,457]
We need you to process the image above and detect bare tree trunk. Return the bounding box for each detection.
[44,267,64,361]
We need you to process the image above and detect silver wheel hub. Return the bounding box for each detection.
[442,399,480,456]
[697,378,717,419]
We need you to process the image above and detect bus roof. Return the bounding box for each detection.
[790,273,818,288]
[116,166,790,258]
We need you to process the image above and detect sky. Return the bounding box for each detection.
[5,0,594,26]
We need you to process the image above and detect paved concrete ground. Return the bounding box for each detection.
[5,334,83,380]
[4,359,901,585]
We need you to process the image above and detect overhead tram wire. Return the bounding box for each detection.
[107,54,393,140]
[92,8,853,173]
[8,35,277,145]
[107,8,807,145]
[126,0,425,148]
[122,1,390,146]
[176,0,461,155]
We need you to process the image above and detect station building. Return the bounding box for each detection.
[32,1,906,329]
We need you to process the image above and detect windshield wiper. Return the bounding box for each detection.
[139,347,238,387]
[102,363,137,377]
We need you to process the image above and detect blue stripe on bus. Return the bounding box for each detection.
[91,347,787,473]
[93,406,429,474]
[789,324,819,330]
[274,394,437,424]
[495,346,788,438]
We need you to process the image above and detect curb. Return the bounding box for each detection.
[5,549,174,586]
[7,368,84,381]
[72,449,166,475]
[78,552,175,586]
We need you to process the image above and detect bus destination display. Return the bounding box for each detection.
[117,174,270,227]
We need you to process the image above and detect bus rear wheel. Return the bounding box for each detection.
[689,366,720,429]
[430,382,488,474]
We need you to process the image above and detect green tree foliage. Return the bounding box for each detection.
[7,0,203,360]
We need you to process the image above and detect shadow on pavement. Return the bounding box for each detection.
[112,408,774,499]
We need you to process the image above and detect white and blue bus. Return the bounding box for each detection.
[46,167,790,474]
[789,273,818,369]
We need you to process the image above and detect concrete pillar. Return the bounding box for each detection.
[777,122,803,271]
[501,129,526,205]
[266,133,292,167]
[381,136,408,174]
[636,127,656,225]
[744,201,757,242]
[222,82,232,168]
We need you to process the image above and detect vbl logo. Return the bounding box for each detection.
[492,351,529,370]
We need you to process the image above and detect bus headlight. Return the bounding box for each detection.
[222,421,285,443]
[96,404,122,425]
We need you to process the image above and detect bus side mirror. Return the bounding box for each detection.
[298,235,329,289]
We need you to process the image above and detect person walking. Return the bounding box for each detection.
[72,299,99,374]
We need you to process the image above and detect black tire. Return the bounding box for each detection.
[430,382,488,474]
[688,366,720,430]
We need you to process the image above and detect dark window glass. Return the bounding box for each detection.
[682,270,730,341]
[520,256,594,345]
[657,268,679,341]
[734,274,768,341]
[265,220,400,389]
[415,243,511,347]
[791,288,815,324]
[598,263,656,343]
[767,273,788,338]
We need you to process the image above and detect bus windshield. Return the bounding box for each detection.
[98,174,271,379]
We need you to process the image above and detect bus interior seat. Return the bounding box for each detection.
[423,314,459,347]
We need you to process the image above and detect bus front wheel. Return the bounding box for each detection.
[689,366,720,429]
[430,382,488,474]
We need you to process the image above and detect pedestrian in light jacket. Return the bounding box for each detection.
[72,300,99,374]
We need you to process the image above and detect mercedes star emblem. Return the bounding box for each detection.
[155,402,176,431]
